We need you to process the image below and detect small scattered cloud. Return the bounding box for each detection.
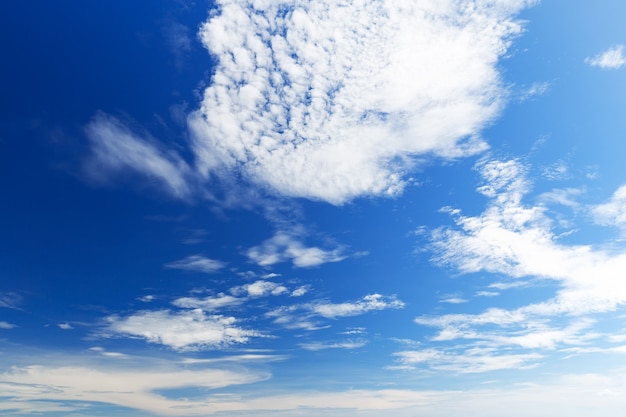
[172,293,244,310]
[590,184,626,230]
[309,294,405,319]
[394,348,542,373]
[585,45,626,69]
[231,280,288,297]
[165,255,226,273]
[290,286,310,297]
[247,232,346,268]
[58,323,73,330]
[300,339,367,351]
[439,297,468,304]
[137,295,155,303]
[0,292,22,309]
[475,291,500,297]
[103,309,262,351]
[0,321,16,329]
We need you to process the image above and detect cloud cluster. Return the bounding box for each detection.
[187,0,532,203]
[411,158,626,372]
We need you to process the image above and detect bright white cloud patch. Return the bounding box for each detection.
[188,0,531,204]
[591,184,626,229]
[165,255,226,273]
[416,158,626,372]
[104,309,261,351]
[585,45,626,69]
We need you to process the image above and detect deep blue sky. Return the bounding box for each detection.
[2,1,626,416]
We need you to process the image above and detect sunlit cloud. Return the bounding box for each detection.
[103,309,263,351]
[188,0,531,204]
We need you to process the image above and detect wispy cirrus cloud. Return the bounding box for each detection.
[187,0,532,204]
[85,112,193,199]
[585,45,626,69]
[300,339,367,351]
[165,255,226,273]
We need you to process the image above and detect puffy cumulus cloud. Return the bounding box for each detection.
[165,255,226,273]
[585,45,626,69]
[188,0,532,204]
[103,309,262,351]
[84,112,193,199]
[247,232,346,267]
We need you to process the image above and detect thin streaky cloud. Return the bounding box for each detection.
[165,255,226,273]
[84,112,193,199]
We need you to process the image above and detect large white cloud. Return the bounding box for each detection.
[188,0,532,204]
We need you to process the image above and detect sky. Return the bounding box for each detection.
[2,0,626,416]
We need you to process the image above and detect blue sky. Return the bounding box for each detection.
[2,0,626,416]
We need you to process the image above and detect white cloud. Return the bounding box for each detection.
[309,294,405,319]
[416,158,626,372]
[0,321,16,329]
[84,112,192,199]
[300,339,367,351]
[591,184,626,229]
[188,0,532,204]
[290,285,309,297]
[103,309,262,351]
[439,296,468,304]
[0,292,22,309]
[585,45,626,69]
[247,232,346,267]
[0,355,268,417]
[232,280,289,297]
[172,293,245,310]
[58,323,73,330]
[394,348,542,373]
[165,255,226,273]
